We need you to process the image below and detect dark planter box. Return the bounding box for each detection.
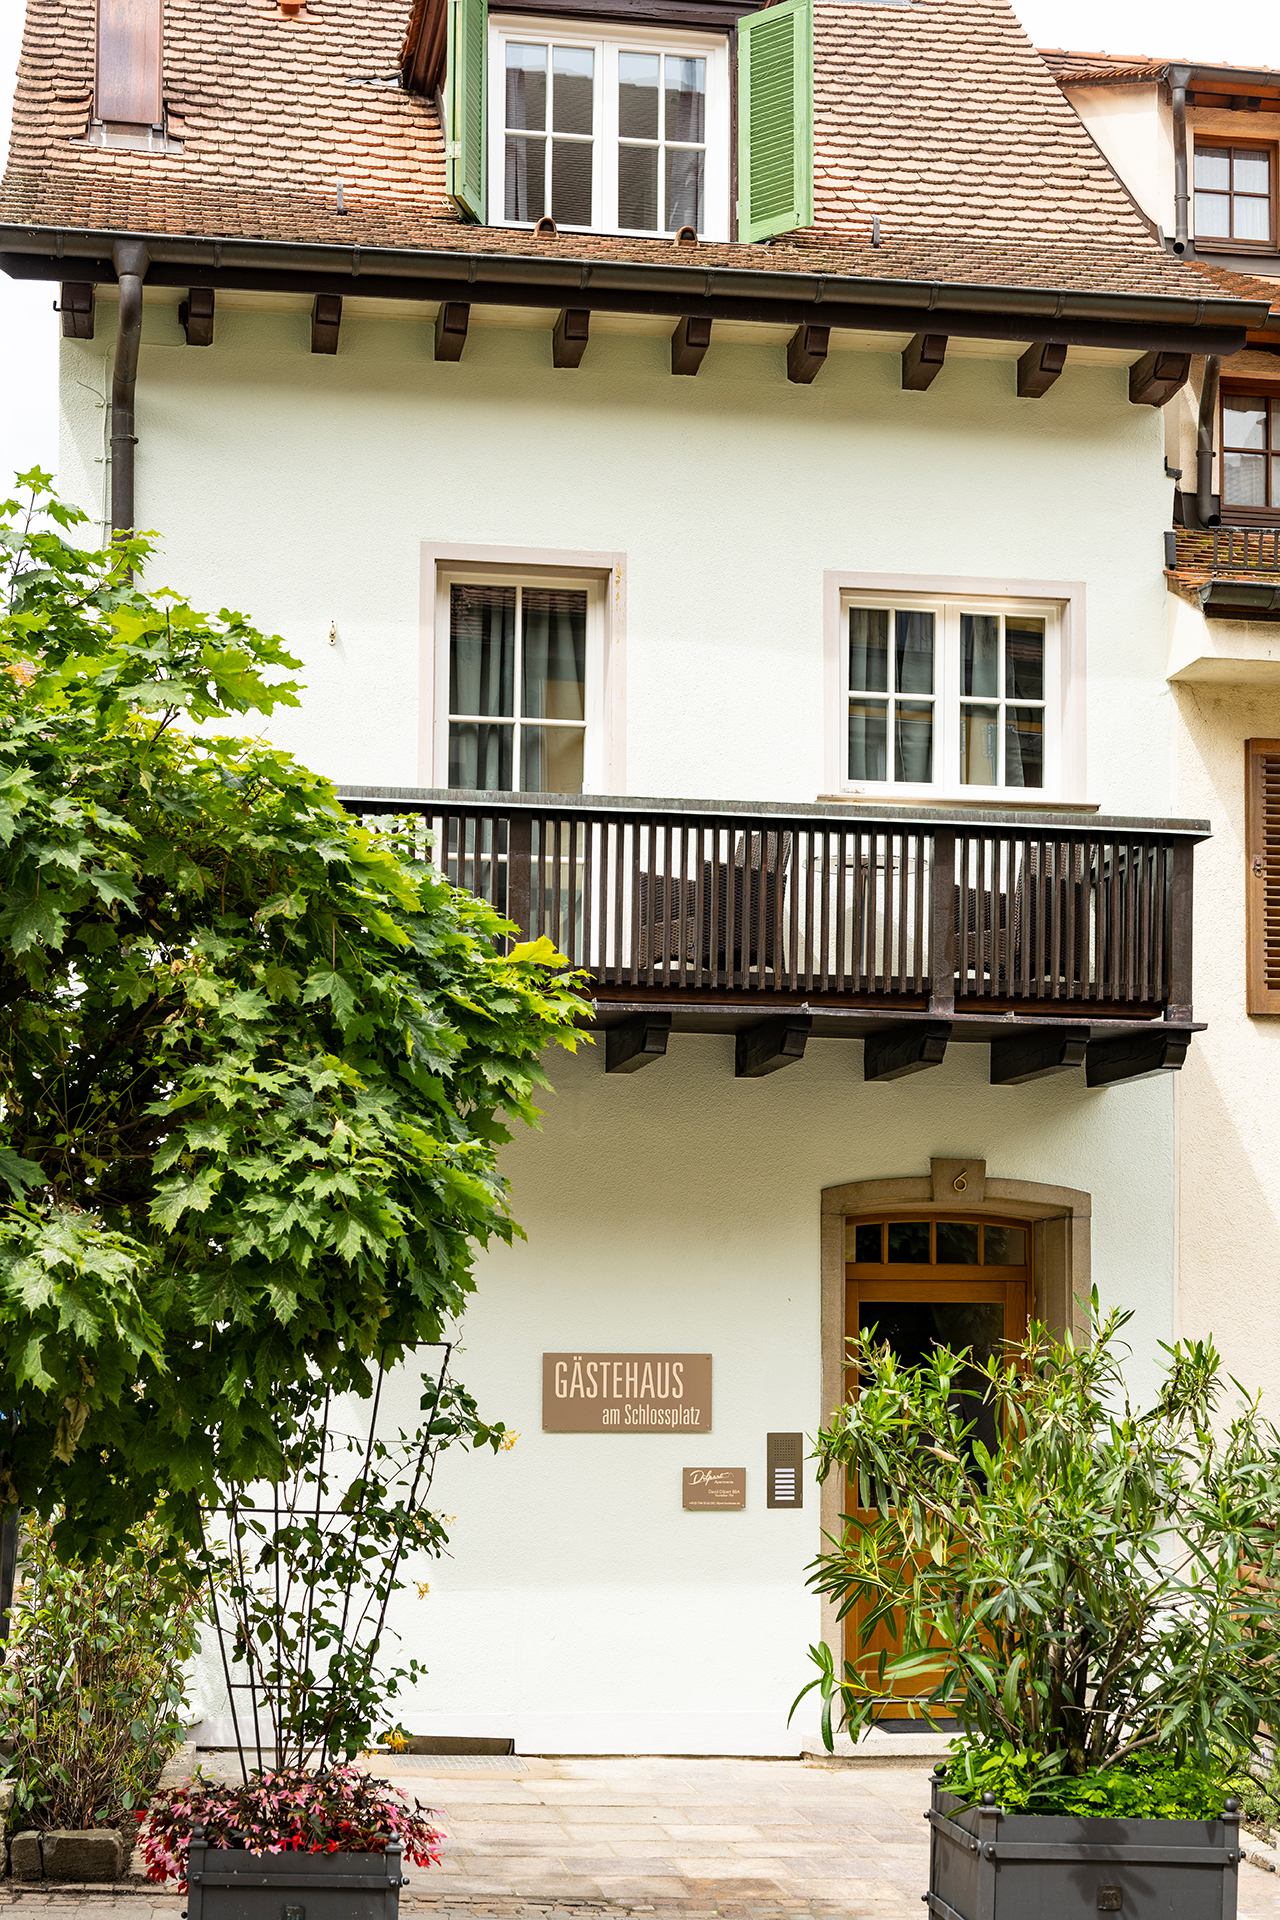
[928,1772,1241,1920]
[186,1832,404,1920]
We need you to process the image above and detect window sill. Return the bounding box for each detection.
[1192,239,1279,256]
[817,793,1100,813]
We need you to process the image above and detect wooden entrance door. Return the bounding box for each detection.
[843,1214,1030,1719]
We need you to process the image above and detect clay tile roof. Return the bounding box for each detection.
[1185,260,1280,317]
[1038,48,1168,86]
[0,0,1265,303]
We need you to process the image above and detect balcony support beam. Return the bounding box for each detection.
[435,300,470,361]
[553,306,590,368]
[786,324,829,384]
[1085,1029,1190,1087]
[991,1030,1089,1085]
[672,314,711,375]
[1017,340,1066,398]
[865,1022,951,1082]
[606,1013,672,1074]
[735,1015,811,1078]
[902,332,947,390]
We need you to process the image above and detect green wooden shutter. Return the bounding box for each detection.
[446,0,487,223]
[737,0,813,243]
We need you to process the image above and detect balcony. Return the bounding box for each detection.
[338,789,1207,1088]
[1167,528,1280,683]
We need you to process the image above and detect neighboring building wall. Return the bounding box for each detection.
[60,296,1173,815]
[1061,83,1170,233]
[1173,672,1280,1420]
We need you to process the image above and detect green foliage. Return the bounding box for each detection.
[941,1740,1233,1819]
[795,1301,1280,1779]
[0,1513,200,1828]
[0,472,587,1554]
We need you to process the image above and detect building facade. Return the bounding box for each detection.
[2,0,1269,1753]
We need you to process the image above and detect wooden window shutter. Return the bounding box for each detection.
[446,0,487,223]
[96,0,163,126]
[1247,738,1280,1016]
[737,0,813,244]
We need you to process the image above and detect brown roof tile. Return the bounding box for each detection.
[0,0,1264,304]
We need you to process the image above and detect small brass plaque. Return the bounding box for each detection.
[683,1468,746,1510]
[1097,1891,1122,1912]
[543,1354,712,1432]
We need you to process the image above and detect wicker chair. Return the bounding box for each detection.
[638,831,791,975]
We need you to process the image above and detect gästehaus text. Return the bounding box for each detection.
[542,1353,713,1433]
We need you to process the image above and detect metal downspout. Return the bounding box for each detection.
[1170,66,1191,253]
[1197,354,1221,528]
[110,238,149,540]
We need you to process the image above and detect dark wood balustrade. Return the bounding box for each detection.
[338,789,1208,1084]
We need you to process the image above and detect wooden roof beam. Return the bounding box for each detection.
[311,292,341,354]
[606,1013,671,1073]
[786,324,828,384]
[1017,340,1067,397]
[902,332,947,389]
[435,300,470,361]
[179,286,214,346]
[1130,349,1191,406]
[671,314,711,375]
[991,1031,1088,1085]
[553,306,590,368]
[1085,1030,1190,1087]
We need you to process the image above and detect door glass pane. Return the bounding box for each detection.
[522,588,587,720]
[895,610,935,693]
[552,46,593,133]
[848,699,887,780]
[618,52,658,138]
[850,609,889,692]
[895,702,934,783]
[1224,451,1267,506]
[887,1221,929,1263]
[1006,618,1045,700]
[1234,148,1270,194]
[505,136,545,221]
[848,1223,883,1264]
[961,613,998,697]
[506,43,547,128]
[960,704,999,785]
[1195,192,1230,237]
[666,147,705,232]
[1236,195,1271,243]
[1005,709,1044,789]
[856,1300,1006,1480]
[936,1222,980,1264]
[983,1225,1026,1266]
[552,138,592,225]
[1195,146,1230,191]
[449,721,513,791]
[618,144,658,229]
[665,55,705,142]
[450,584,515,715]
[1223,396,1267,449]
[520,725,584,794]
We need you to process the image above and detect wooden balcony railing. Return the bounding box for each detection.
[339,790,1205,1030]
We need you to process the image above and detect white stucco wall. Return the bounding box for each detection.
[1173,675,1280,1420]
[1061,84,1171,234]
[65,297,1188,1751]
[61,298,1172,816]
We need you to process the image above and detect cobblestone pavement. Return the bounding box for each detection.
[6,1755,1280,1919]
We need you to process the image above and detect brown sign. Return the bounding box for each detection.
[543,1354,712,1432]
[683,1467,746,1510]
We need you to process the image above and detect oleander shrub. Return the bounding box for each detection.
[0,1514,200,1829]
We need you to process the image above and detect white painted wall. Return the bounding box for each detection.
[1173,675,1280,1421]
[1061,84,1171,234]
[61,300,1172,816]
[67,299,1186,1751]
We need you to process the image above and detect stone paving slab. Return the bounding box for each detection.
[11,1753,1280,1920]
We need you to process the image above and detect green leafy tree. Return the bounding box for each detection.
[0,473,586,1555]
[796,1304,1280,1797]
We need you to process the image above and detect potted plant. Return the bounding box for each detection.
[138,1351,508,1914]
[793,1300,1280,1918]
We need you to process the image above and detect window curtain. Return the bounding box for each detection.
[449,585,515,789]
[520,589,587,792]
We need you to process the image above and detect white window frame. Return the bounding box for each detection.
[822,574,1087,806]
[420,544,626,793]
[487,14,730,241]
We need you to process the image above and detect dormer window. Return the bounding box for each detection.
[444,0,812,243]
[492,20,728,238]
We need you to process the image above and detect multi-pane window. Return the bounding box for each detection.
[491,19,727,238]
[447,583,588,793]
[842,597,1058,796]
[1194,144,1274,245]
[1222,392,1280,510]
